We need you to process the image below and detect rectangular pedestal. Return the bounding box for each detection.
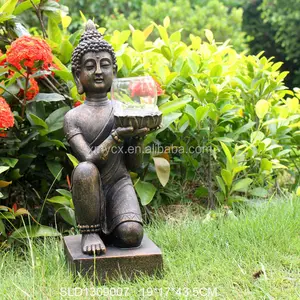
[63,235,163,282]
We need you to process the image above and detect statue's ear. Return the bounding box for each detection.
[113,65,117,78]
[73,69,84,95]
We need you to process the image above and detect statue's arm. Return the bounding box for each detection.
[68,134,117,163]
[64,112,117,163]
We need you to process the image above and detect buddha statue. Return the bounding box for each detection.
[64,20,154,255]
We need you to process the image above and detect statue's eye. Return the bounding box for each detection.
[85,63,95,70]
[101,62,111,68]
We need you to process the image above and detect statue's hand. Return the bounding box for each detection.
[115,126,135,138]
[112,127,153,143]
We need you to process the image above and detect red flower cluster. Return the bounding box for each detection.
[6,36,53,73]
[130,78,164,98]
[0,97,14,130]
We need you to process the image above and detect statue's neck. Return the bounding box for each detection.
[85,94,110,106]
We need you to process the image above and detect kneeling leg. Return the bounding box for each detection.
[113,221,143,248]
[72,162,105,255]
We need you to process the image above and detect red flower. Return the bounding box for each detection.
[74,100,83,107]
[130,77,164,98]
[18,78,39,101]
[0,97,14,130]
[6,36,53,73]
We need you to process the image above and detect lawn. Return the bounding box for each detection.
[1,199,300,299]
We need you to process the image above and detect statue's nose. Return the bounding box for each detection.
[95,64,102,75]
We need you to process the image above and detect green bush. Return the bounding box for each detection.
[0,1,299,241]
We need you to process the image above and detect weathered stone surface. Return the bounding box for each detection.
[64,234,163,282]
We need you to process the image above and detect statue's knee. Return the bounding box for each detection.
[113,222,143,248]
[72,162,99,183]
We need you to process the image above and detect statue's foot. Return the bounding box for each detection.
[81,233,106,255]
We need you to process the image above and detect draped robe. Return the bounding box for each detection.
[64,99,142,235]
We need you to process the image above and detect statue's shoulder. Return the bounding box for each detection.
[65,105,85,122]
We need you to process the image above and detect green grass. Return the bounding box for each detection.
[1,199,300,299]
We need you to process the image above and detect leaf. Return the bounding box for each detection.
[161,46,171,60]
[45,106,69,133]
[255,99,270,119]
[47,18,62,44]
[0,181,12,188]
[46,161,62,180]
[216,176,226,194]
[14,208,29,217]
[135,180,157,206]
[59,37,73,64]
[29,114,48,129]
[14,0,40,15]
[220,142,232,164]
[152,157,170,187]
[132,30,145,52]
[221,169,233,188]
[210,65,222,77]
[204,29,214,43]
[0,158,18,167]
[170,31,181,42]
[9,225,61,240]
[261,158,272,171]
[251,131,265,143]
[52,70,74,83]
[0,0,18,14]
[47,196,70,206]
[61,15,72,29]
[56,189,72,200]
[157,25,169,43]
[232,178,253,193]
[286,97,298,113]
[143,24,154,39]
[79,10,87,23]
[66,153,79,168]
[159,97,190,115]
[56,206,76,226]
[194,187,208,198]
[196,106,210,123]
[0,166,10,174]
[163,16,170,28]
[249,188,268,198]
[34,93,65,102]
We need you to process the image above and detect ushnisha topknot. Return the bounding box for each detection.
[71,20,117,73]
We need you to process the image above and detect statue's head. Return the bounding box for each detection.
[71,20,117,96]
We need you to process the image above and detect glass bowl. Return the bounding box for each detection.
[111,76,162,129]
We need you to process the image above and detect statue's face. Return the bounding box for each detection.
[78,51,114,95]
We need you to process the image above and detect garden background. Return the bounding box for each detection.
[0,0,300,298]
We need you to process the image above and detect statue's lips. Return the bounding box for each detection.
[94,78,104,83]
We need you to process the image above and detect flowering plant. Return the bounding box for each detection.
[6,36,53,73]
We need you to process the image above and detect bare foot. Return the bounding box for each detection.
[81,233,106,255]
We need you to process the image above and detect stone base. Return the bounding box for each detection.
[63,234,163,282]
